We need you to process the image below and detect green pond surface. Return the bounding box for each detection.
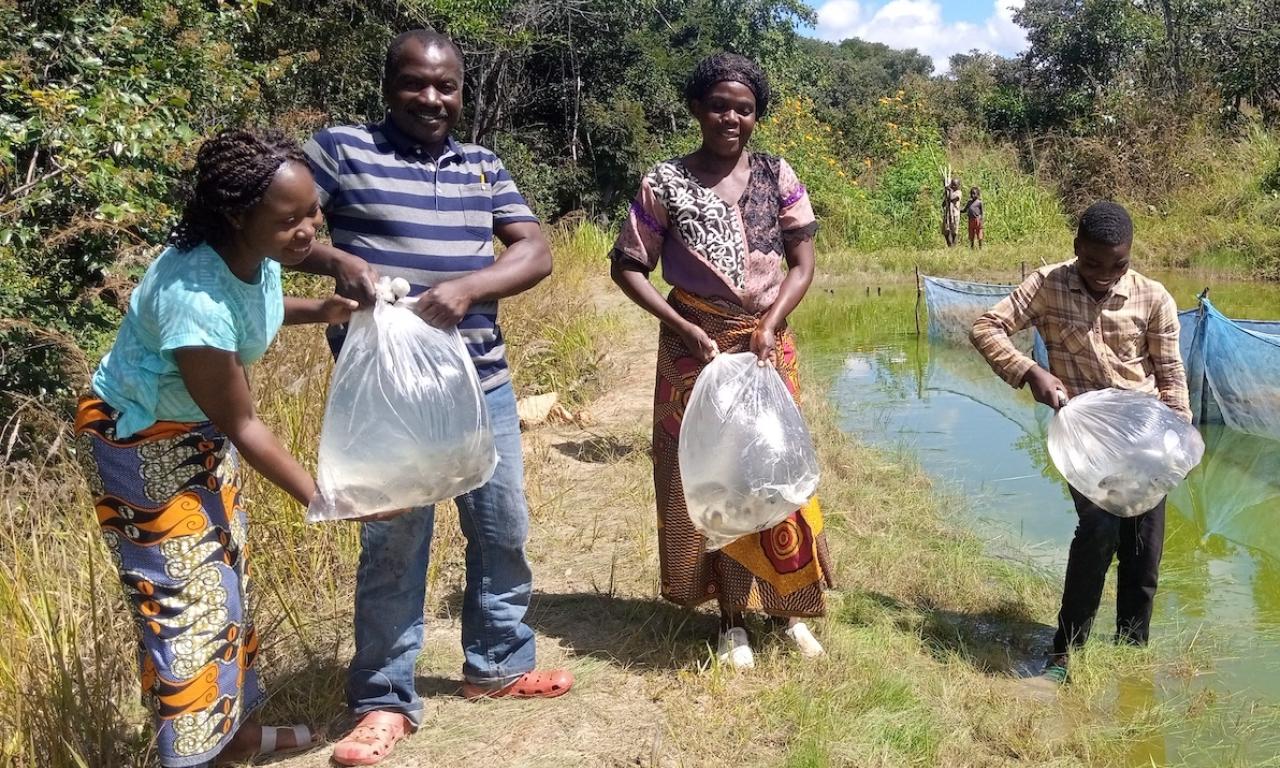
[793,270,1280,766]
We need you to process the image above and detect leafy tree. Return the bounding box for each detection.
[1014,0,1162,127]
[0,0,266,425]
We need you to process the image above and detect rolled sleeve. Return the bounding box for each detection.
[970,271,1045,388]
[1148,290,1192,421]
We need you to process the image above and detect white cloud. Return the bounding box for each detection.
[815,0,865,39]
[813,0,1028,73]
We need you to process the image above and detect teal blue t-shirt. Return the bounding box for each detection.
[92,242,284,438]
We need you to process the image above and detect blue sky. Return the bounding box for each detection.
[800,1,1028,73]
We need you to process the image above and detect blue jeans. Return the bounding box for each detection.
[345,381,535,727]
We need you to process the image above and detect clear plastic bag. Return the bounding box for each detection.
[1047,388,1204,518]
[679,352,820,550]
[307,296,497,522]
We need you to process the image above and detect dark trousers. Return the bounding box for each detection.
[1051,487,1166,656]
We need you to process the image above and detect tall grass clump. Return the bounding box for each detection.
[949,144,1069,245]
[0,433,147,767]
[852,143,1068,253]
[1130,129,1280,278]
[503,221,620,406]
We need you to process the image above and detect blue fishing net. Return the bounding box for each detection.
[921,275,1048,367]
[1182,297,1280,440]
[925,278,1280,441]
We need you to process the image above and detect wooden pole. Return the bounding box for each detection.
[914,265,922,336]
[1021,260,1026,279]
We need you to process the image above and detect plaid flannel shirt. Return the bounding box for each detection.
[970,261,1191,421]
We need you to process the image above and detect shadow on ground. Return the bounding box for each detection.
[836,589,1055,677]
[529,591,719,671]
[437,588,719,672]
[551,433,648,464]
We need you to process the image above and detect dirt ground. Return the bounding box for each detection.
[270,300,755,768]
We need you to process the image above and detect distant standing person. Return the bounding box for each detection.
[965,186,984,249]
[608,52,832,670]
[942,178,962,247]
[969,201,1190,684]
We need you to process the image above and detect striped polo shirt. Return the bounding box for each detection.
[304,118,539,391]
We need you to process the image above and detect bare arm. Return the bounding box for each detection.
[283,295,359,326]
[175,347,315,507]
[610,259,717,362]
[293,241,380,306]
[415,221,553,328]
[752,236,816,361]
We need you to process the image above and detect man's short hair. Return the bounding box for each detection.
[1077,201,1134,245]
[384,29,464,87]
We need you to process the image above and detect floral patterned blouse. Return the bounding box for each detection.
[610,153,818,313]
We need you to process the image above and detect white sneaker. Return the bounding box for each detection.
[717,627,755,669]
[784,622,826,658]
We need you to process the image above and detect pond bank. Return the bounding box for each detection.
[268,270,1276,767]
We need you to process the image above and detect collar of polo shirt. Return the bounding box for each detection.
[380,114,465,165]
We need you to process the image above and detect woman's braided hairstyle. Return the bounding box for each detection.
[169,129,307,251]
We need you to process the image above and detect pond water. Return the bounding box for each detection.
[793,271,1280,765]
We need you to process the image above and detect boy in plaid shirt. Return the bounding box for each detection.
[970,201,1190,682]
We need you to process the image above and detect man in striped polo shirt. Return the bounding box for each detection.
[303,29,570,765]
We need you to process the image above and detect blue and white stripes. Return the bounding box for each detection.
[305,119,537,391]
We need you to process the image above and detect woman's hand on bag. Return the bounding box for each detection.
[750,322,777,365]
[320,295,360,325]
[1023,367,1069,410]
[335,253,380,307]
[678,321,719,363]
[415,280,473,328]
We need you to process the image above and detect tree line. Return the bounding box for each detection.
[2,0,1278,427]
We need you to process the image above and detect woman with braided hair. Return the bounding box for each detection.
[75,128,362,764]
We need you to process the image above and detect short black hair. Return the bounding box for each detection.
[684,52,770,117]
[1077,201,1134,246]
[169,129,306,251]
[384,29,464,87]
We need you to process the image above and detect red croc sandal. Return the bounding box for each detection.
[332,711,413,766]
[460,669,574,700]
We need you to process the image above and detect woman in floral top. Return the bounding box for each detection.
[609,52,831,669]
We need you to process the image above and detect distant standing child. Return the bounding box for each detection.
[969,201,1191,683]
[942,179,962,247]
[964,186,984,249]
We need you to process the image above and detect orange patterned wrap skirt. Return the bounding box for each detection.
[75,397,263,767]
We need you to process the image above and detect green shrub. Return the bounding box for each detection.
[0,0,269,430]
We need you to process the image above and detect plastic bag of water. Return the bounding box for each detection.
[307,284,497,522]
[679,352,820,550]
[1047,388,1204,518]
